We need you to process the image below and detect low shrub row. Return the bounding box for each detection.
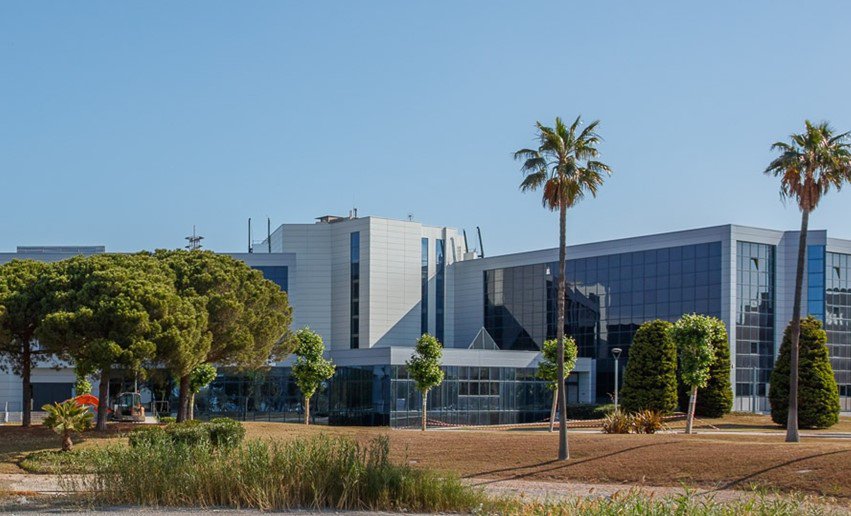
[129,418,245,449]
[602,410,666,434]
[566,403,615,420]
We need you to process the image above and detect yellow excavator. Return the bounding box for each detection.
[111,392,146,423]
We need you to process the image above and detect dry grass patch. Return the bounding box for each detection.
[243,422,851,499]
[0,424,128,474]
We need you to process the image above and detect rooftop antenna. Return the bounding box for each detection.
[185,225,204,251]
[248,218,253,253]
[476,226,485,258]
[267,217,272,253]
[462,230,469,253]
[407,213,414,221]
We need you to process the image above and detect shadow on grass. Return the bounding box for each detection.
[466,441,679,485]
[715,448,851,494]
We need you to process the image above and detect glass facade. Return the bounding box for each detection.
[734,242,775,409]
[484,242,723,400]
[421,238,428,335]
[195,365,391,426]
[435,239,446,343]
[350,232,360,349]
[808,246,826,321]
[390,365,558,427]
[253,265,288,291]
[825,252,851,409]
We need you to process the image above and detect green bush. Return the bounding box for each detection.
[208,417,246,448]
[129,418,244,449]
[677,318,733,417]
[769,317,840,429]
[566,403,615,420]
[601,410,632,434]
[157,416,176,424]
[620,320,678,414]
[128,426,169,448]
[167,421,210,447]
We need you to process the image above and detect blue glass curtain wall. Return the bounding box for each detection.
[825,251,851,409]
[484,242,723,401]
[735,242,776,403]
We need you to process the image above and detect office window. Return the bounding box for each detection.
[253,266,288,291]
[735,242,775,403]
[436,239,445,343]
[350,232,360,349]
[825,251,851,411]
[421,238,428,335]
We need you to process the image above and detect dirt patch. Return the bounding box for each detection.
[244,422,851,499]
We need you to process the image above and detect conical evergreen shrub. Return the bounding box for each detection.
[620,320,678,414]
[769,316,840,429]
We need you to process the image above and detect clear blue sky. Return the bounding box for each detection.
[2,2,850,255]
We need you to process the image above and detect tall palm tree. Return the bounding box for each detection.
[516,116,612,460]
[765,120,851,443]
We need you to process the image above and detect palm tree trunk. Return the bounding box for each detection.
[421,390,428,431]
[786,209,809,443]
[177,375,190,423]
[557,204,568,460]
[62,431,73,452]
[549,389,557,432]
[21,343,32,428]
[685,385,698,434]
[96,368,110,431]
[304,395,310,425]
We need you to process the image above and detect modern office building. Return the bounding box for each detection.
[1,216,849,425]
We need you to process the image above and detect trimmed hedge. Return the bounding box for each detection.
[130,418,245,449]
[769,317,840,429]
[620,320,678,414]
[566,404,615,420]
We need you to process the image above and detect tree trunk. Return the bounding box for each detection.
[787,209,809,443]
[557,204,568,460]
[96,368,110,431]
[189,393,195,421]
[685,385,698,434]
[549,389,557,433]
[304,395,310,425]
[21,343,32,428]
[177,375,190,423]
[421,390,428,432]
[62,431,73,452]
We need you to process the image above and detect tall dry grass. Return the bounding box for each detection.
[68,434,483,512]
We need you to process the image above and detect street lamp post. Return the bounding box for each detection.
[612,347,623,411]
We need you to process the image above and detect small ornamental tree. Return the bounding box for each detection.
[187,363,218,420]
[770,317,840,429]
[42,400,93,452]
[670,314,721,434]
[407,334,445,431]
[620,320,678,414]
[536,337,578,432]
[291,328,335,425]
[695,319,733,417]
